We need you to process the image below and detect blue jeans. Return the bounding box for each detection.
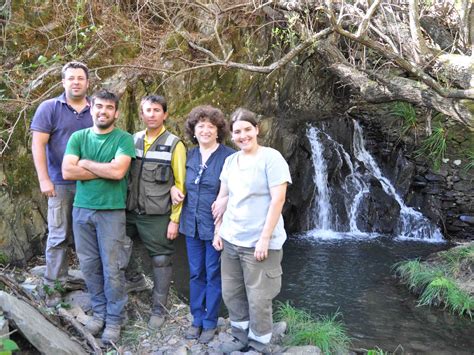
[45,184,75,286]
[73,207,131,325]
[186,236,221,329]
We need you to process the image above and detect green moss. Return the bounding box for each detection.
[4,153,36,195]
[0,252,9,265]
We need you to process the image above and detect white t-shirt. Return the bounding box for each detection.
[219,146,292,249]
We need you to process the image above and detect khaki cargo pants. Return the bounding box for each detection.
[221,240,283,347]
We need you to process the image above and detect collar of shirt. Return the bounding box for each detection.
[144,126,166,154]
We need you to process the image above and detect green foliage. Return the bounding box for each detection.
[438,245,474,274]
[42,284,53,296]
[0,338,20,355]
[391,102,418,136]
[58,302,71,309]
[275,302,351,354]
[4,153,36,195]
[0,253,8,265]
[394,259,444,292]
[54,280,66,294]
[463,150,474,172]
[418,276,473,317]
[366,348,388,355]
[415,123,448,171]
[271,13,300,50]
[394,257,474,318]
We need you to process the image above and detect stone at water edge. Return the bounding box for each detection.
[284,345,322,354]
[272,321,287,339]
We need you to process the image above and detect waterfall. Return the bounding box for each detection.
[306,123,444,241]
[307,127,332,231]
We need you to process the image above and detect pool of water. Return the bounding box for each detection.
[172,235,474,353]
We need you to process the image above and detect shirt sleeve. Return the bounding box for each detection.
[30,100,54,133]
[170,141,186,223]
[266,148,292,187]
[219,154,232,184]
[64,132,81,157]
[116,132,136,159]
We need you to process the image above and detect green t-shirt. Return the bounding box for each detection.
[65,127,136,210]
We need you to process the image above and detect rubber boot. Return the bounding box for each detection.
[148,255,172,329]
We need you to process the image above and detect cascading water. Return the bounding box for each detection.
[307,127,332,231]
[306,123,444,241]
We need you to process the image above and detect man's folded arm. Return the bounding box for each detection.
[62,154,99,181]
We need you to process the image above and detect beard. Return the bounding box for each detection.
[93,116,116,130]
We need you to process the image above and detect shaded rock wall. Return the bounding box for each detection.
[350,106,474,240]
[2,48,473,265]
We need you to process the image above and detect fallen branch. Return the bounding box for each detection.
[57,308,102,354]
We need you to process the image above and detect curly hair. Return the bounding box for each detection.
[185,105,228,144]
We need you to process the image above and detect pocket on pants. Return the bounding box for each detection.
[118,237,132,270]
[47,200,62,228]
[258,266,283,299]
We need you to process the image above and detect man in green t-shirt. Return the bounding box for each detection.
[62,90,135,345]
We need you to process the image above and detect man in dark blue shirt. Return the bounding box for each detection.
[30,61,92,307]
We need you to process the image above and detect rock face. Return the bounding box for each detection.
[2,40,473,266]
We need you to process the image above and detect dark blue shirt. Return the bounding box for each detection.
[30,93,92,184]
[179,144,235,240]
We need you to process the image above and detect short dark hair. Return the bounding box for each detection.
[61,61,89,79]
[91,90,119,110]
[185,105,228,144]
[230,108,258,131]
[140,95,167,113]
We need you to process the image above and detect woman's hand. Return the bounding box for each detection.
[212,235,223,251]
[170,185,185,205]
[212,195,228,224]
[254,237,270,261]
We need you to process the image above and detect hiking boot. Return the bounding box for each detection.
[84,317,104,336]
[45,291,62,308]
[184,325,202,339]
[219,337,247,353]
[101,323,121,345]
[248,340,273,354]
[198,327,216,344]
[148,313,166,329]
[125,273,148,293]
[148,255,172,330]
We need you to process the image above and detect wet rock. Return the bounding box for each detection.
[454,181,473,192]
[283,345,322,354]
[425,173,445,182]
[460,215,474,225]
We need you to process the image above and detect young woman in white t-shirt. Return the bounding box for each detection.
[212,108,292,353]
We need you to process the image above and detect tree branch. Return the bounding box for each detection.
[355,0,381,38]
[408,0,428,63]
